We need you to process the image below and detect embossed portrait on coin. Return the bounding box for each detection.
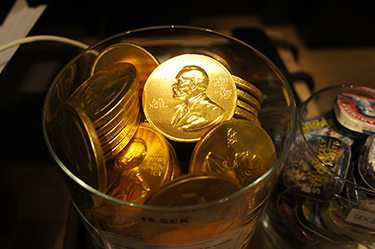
[171,65,224,131]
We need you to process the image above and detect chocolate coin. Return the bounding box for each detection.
[143,54,237,142]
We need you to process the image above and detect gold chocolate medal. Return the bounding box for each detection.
[190,119,276,187]
[107,123,179,204]
[143,54,237,143]
[91,43,159,87]
[54,102,106,192]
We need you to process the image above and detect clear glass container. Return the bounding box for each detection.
[262,85,375,248]
[43,25,297,249]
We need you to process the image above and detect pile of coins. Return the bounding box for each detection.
[68,62,141,162]
[53,42,277,206]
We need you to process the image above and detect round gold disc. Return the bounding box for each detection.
[91,42,159,87]
[107,123,178,204]
[189,119,276,187]
[143,54,237,143]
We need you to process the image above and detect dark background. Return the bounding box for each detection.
[0,0,374,248]
[2,0,375,47]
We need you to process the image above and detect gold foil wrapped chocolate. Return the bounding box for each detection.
[190,119,277,187]
[142,54,237,143]
[91,42,159,88]
[106,123,180,204]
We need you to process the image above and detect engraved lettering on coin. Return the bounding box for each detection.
[150,98,167,109]
[227,127,238,147]
[213,76,233,100]
[171,65,225,131]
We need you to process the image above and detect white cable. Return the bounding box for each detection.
[0,35,89,52]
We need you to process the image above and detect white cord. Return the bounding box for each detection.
[0,35,89,52]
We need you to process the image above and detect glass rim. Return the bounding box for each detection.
[42,25,298,211]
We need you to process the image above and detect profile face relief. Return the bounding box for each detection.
[171,65,224,131]
[172,66,206,100]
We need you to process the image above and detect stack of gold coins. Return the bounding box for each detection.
[189,119,276,187]
[53,40,272,209]
[106,123,180,204]
[233,75,263,125]
[68,61,141,161]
